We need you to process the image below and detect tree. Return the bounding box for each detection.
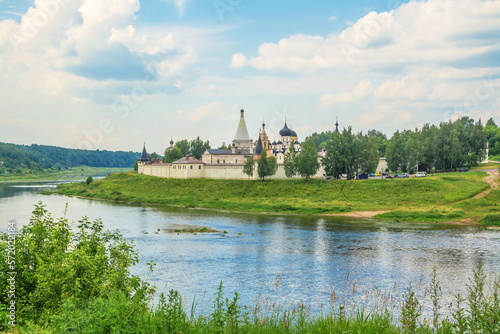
[386,131,404,172]
[163,147,183,163]
[257,151,277,180]
[359,135,379,174]
[283,144,298,178]
[307,131,333,150]
[175,140,190,156]
[86,175,94,184]
[190,137,210,159]
[367,129,388,157]
[268,155,278,177]
[323,127,360,179]
[243,156,255,178]
[296,138,319,180]
[149,152,158,161]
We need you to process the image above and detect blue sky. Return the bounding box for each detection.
[1,0,499,153]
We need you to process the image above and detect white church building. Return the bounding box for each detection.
[138,109,326,179]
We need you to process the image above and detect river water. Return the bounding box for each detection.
[1,179,499,316]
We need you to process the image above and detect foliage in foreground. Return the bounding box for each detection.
[0,204,499,333]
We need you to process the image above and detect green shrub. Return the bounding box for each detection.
[480,214,500,226]
[0,202,150,328]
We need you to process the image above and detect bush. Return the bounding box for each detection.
[0,202,150,328]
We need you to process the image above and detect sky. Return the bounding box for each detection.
[0,0,499,154]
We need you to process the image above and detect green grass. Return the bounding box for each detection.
[51,171,499,224]
[376,209,466,223]
[471,161,500,170]
[488,154,500,162]
[0,166,132,181]
[480,214,500,226]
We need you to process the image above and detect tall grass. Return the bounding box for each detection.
[10,266,499,334]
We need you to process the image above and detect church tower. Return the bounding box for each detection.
[255,120,272,157]
[232,109,253,154]
[139,142,149,165]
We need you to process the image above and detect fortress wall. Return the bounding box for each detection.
[139,163,326,180]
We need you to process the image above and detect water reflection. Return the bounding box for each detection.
[0,181,499,316]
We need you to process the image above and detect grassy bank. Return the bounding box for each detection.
[53,171,499,224]
[0,166,132,182]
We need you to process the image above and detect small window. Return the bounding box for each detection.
[190,165,193,169]
[199,166,201,169]
[217,159,220,163]
[223,160,226,163]
[236,159,238,164]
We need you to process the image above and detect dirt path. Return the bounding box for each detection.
[323,210,390,218]
[325,171,499,219]
[474,170,499,199]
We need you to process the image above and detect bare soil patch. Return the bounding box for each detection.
[323,210,390,218]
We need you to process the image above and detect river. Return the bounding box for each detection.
[1,179,499,316]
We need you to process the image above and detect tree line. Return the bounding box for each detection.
[385,117,487,173]
[305,116,492,177]
[0,142,140,175]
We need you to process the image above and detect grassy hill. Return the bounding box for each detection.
[54,171,500,224]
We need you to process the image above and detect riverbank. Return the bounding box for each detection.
[52,171,500,225]
[0,166,132,182]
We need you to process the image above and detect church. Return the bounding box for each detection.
[138,109,326,179]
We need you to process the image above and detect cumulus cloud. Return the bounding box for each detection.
[0,0,198,99]
[375,78,430,100]
[175,101,226,122]
[319,79,373,108]
[232,0,500,72]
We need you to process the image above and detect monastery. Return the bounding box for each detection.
[138,109,326,179]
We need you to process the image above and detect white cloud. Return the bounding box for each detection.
[319,79,373,108]
[175,101,226,122]
[232,0,500,72]
[319,92,352,108]
[0,0,200,100]
[328,16,337,21]
[231,53,246,68]
[165,0,188,15]
[375,78,430,100]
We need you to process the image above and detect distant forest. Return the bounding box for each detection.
[0,142,140,173]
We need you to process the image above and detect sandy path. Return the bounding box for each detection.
[323,210,390,218]
[474,170,498,199]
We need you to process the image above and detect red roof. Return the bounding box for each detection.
[172,156,205,164]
